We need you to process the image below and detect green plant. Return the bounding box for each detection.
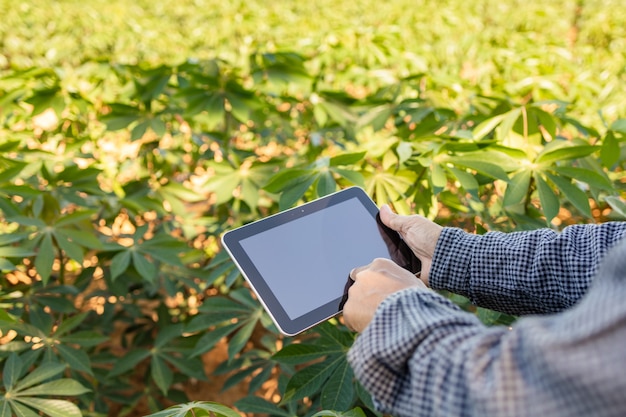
[1,1,625,416]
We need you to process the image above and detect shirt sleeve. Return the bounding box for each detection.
[429,222,626,315]
[347,237,626,417]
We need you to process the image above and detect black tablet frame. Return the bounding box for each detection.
[221,187,420,336]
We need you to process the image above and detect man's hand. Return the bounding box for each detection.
[343,258,427,333]
[379,205,443,286]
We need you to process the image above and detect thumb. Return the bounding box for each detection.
[380,204,402,232]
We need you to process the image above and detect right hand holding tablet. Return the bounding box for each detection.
[379,205,443,287]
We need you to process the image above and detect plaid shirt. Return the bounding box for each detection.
[348,222,626,417]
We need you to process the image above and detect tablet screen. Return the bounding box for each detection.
[222,187,420,335]
[239,196,390,320]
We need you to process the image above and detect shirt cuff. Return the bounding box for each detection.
[429,227,480,298]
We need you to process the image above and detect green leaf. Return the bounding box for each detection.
[189,323,239,358]
[34,233,55,285]
[503,170,531,207]
[321,359,354,411]
[604,196,626,219]
[3,353,22,392]
[17,379,90,397]
[264,169,315,193]
[282,355,344,403]
[8,402,40,417]
[546,173,591,217]
[59,331,108,348]
[151,354,173,395]
[601,131,620,168]
[161,354,206,381]
[0,400,12,417]
[472,111,508,140]
[14,363,66,392]
[227,318,258,359]
[145,401,242,417]
[154,324,183,349]
[132,250,157,282]
[54,236,83,263]
[536,144,598,165]
[449,157,510,181]
[273,343,340,365]
[53,312,88,338]
[447,167,478,190]
[108,349,150,377]
[551,166,613,190]
[0,247,35,258]
[235,396,292,417]
[316,171,336,197]
[431,163,447,189]
[316,322,354,347]
[13,398,82,417]
[314,409,368,417]
[534,174,559,223]
[610,119,626,134]
[54,228,102,249]
[331,167,365,187]
[110,250,131,281]
[329,152,366,166]
[279,176,317,210]
[56,344,93,376]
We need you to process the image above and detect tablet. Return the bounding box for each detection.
[221,187,421,336]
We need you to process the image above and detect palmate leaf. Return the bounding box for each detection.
[144,401,242,417]
[321,358,355,411]
[282,354,344,403]
[1,357,89,417]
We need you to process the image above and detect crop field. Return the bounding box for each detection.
[1,1,625,416]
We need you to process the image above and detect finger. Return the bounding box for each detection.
[380,204,405,234]
[349,263,370,281]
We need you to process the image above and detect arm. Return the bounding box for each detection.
[430,222,626,314]
[379,205,626,314]
[347,238,626,417]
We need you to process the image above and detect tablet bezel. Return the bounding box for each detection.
[221,186,419,336]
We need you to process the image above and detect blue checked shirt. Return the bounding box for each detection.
[347,222,626,417]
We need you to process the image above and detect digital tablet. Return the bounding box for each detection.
[221,187,421,336]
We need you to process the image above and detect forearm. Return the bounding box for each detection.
[429,222,626,314]
[348,264,626,417]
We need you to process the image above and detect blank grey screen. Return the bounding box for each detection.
[239,197,390,320]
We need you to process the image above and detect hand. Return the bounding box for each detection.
[379,205,443,286]
[343,258,427,333]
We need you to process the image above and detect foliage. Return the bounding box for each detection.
[1,0,626,416]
